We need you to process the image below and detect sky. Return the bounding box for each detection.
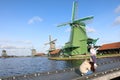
[0,0,120,56]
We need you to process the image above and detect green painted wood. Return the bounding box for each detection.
[58,1,97,56]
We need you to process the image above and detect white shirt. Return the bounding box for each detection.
[90,48,97,55]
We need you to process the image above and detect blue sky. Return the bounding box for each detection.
[0,0,120,56]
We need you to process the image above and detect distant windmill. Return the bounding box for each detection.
[45,35,57,51]
[57,1,97,55]
[2,50,7,57]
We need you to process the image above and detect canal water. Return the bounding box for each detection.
[0,57,82,77]
[0,56,119,77]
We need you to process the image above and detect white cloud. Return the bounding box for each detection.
[86,27,96,33]
[0,40,32,49]
[28,16,43,24]
[113,16,120,26]
[0,44,15,49]
[0,44,31,49]
[17,40,32,44]
[0,40,12,43]
[115,5,120,13]
[0,40,32,44]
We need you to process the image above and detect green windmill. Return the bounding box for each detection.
[57,1,95,56]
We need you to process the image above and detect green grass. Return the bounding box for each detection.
[49,53,120,61]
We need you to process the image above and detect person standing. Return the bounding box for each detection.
[90,45,98,68]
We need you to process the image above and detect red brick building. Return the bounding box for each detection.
[98,42,120,54]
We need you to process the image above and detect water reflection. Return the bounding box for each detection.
[66,60,83,67]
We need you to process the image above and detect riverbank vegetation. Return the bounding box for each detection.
[49,53,120,60]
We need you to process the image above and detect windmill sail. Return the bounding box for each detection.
[71,1,77,22]
[45,35,57,51]
[57,1,97,55]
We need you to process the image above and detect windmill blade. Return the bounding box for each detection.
[44,35,52,45]
[80,16,93,21]
[81,19,93,24]
[71,1,77,22]
[52,39,57,42]
[57,22,71,27]
[81,17,94,25]
[49,35,52,42]
[74,16,94,23]
[57,1,78,27]
[49,39,57,43]
[44,42,50,45]
[45,39,57,45]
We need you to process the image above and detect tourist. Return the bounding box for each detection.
[79,59,95,75]
[90,45,98,68]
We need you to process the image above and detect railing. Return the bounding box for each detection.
[73,67,120,80]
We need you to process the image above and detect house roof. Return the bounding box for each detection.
[99,42,120,50]
[50,49,61,54]
[34,53,45,56]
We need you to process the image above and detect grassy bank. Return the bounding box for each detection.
[48,53,120,61]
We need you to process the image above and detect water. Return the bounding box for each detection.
[0,56,119,77]
[0,57,82,77]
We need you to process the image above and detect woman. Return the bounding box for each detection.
[80,59,95,75]
[90,45,98,68]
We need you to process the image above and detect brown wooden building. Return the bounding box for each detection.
[49,49,61,57]
[98,42,120,54]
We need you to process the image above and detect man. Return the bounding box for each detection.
[80,59,95,75]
